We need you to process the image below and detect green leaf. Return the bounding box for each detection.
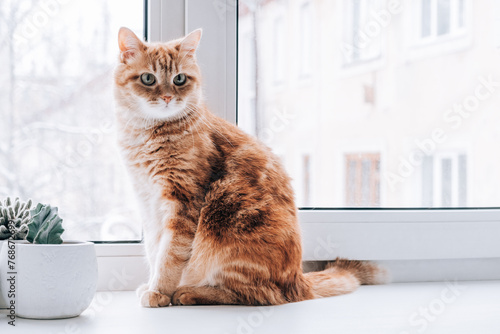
[27,204,50,242]
[32,216,64,244]
[27,204,64,244]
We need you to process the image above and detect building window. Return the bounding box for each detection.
[273,16,286,83]
[299,1,313,76]
[302,154,311,207]
[495,0,500,47]
[422,154,467,207]
[345,153,381,207]
[238,1,496,209]
[341,0,382,65]
[418,0,466,41]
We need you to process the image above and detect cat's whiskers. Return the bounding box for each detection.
[121,107,147,134]
[122,113,136,131]
[118,99,154,132]
[182,105,205,150]
[184,105,207,132]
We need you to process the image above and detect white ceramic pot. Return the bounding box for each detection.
[0,241,98,319]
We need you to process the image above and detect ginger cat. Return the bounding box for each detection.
[114,27,388,307]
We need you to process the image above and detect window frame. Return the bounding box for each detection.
[416,0,467,44]
[404,0,473,62]
[341,0,383,66]
[430,152,468,207]
[338,0,386,77]
[298,0,313,78]
[344,152,381,207]
[96,0,500,290]
[272,15,286,85]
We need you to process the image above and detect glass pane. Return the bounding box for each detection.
[303,154,311,206]
[343,0,382,64]
[0,0,143,240]
[495,0,500,46]
[458,154,467,206]
[346,159,357,206]
[421,0,432,37]
[351,0,361,60]
[437,0,451,35]
[458,0,465,28]
[441,158,452,206]
[422,156,434,206]
[238,1,499,208]
[273,17,286,83]
[373,158,380,206]
[361,159,371,205]
[299,1,313,75]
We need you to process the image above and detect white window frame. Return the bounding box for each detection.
[341,0,383,66]
[338,0,386,77]
[96,0,500,290]
[496,0,500,48]
[344,152,381,207]
[415,0,467,44]
[272,15,286,85]
[298,0,313,78]
[404,0,473,62]
[431,152,467,207]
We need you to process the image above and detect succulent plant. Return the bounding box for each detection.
[0,197,33,240]
[27,203,64,244]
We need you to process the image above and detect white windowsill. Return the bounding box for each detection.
[404,32,473,62]
[91,209,500,291]
[94,243,144,257]
[1,281,499,333]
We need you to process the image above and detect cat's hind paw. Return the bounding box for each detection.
[172,287,196,306]
[140,290,171,308]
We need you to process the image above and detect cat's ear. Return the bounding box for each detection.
[179,29,202,58]
[118,27,144,63]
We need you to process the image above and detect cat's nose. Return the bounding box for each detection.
[161,95,173,104]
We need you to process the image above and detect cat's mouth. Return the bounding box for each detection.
[159,98,183,109]
[160,101,183,111]
[137,99,187,121]
[163,103,176,109]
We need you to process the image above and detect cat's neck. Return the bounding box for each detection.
[117,104,211,145]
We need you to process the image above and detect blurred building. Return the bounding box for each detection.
[239,0,500,208]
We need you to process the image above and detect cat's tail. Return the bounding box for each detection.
[303,258,390,298]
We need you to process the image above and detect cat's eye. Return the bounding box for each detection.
[173,73,187,86]
[140,73,156,86]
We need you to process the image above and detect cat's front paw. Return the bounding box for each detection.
[140,290,171,308]
[136,283,149,297]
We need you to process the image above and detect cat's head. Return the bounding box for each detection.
[114,27,202,123]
